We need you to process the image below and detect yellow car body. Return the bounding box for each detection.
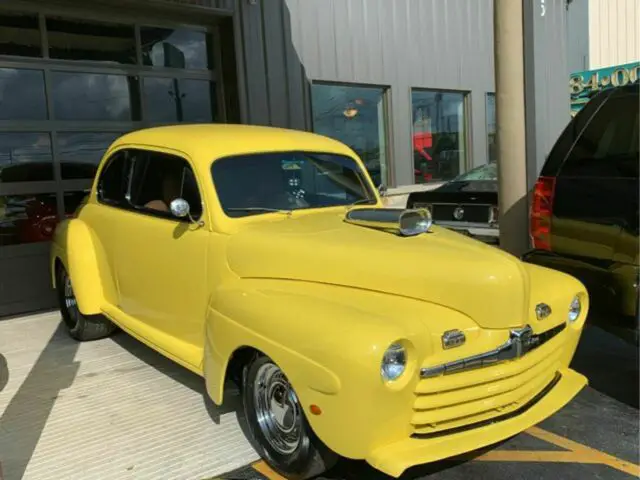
[50,124,588,478]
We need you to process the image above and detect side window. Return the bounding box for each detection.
[97,151,131,206]
[560,93,639,179]
[128,150,203,220]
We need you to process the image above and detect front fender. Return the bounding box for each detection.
[203,278,433,459]
[51,218,104,315]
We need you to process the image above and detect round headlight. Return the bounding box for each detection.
[381,343,407,381]
[568,295,581,323]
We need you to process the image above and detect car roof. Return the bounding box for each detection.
[111,124,356,164]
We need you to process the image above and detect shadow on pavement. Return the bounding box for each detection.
[0,321,80,480]
[570,324,639,408]
[0,352,7,392]
[110,331,240,425]
[320,441,508,480]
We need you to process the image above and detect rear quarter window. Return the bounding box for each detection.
[540,89,613,177]
[97,151,131,206]
[559,91,639,179]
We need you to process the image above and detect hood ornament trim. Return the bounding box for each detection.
[442,329,466,349]
[344,207,433,236]
[535,303,552,320]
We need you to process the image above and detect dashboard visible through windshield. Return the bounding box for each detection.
[211,151,376,217]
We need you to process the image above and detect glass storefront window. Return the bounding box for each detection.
[412,90,468,183]
[311,83,388,186]
[0,193,58,245]
[51,72,141,121]
[0,133,53,183]
[143,78,216,123]
[486,93,497,163]
[140,27,212,70]
[0,13,41,57]
[58,132,123,180]
[46,17,136,64]
[0,68,47,120]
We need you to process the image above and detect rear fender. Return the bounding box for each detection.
[51,219,104,315]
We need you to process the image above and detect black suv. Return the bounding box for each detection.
[523,83,639,344]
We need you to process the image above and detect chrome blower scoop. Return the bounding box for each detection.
[344,207,433,236]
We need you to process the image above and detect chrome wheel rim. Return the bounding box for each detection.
[63,274,79,326]
[253,363,302,455]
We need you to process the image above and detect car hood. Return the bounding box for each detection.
[226,210,530,329]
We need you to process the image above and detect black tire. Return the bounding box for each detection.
[242,355,338,480]
[56,265,116,341]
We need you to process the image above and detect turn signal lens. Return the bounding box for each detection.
[309,405,322,415]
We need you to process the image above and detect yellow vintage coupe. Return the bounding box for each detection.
[51,125,589,479]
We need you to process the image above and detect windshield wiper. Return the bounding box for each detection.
[226,207,293,216]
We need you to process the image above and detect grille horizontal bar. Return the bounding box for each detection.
[420,323,566,379]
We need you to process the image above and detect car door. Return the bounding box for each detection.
[86,149,134,308]
[114,147,208,367]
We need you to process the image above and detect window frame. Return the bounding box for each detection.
[410,87,472,184]
[96,146,205,223]
[485,92,496,164]
[309,80,393,187]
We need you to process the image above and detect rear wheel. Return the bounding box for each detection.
[242,355,338,479]
[57,265,115,341]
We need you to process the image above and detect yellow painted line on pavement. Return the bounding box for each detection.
[470,426,640,476]
[252,460,288,480]
[221,426,640,479]
[527,426,640,477]
[475,450,602,464]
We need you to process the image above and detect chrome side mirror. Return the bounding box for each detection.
[170,198,191,218]
[377,183,387,197]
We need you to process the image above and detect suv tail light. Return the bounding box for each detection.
[530,176,556,250]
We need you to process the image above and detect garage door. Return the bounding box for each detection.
[0,4,224,318]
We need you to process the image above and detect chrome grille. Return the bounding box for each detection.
[411,326,566,435]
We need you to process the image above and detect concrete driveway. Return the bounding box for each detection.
[0,312,258,480]
[0,313,637,480]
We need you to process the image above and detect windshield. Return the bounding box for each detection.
[211,151,376,217]
[451,162,498,182]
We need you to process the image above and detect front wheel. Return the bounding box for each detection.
[242,355,338,479]
[56,265,116,341]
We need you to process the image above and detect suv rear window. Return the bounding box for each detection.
[560,92,639,179]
